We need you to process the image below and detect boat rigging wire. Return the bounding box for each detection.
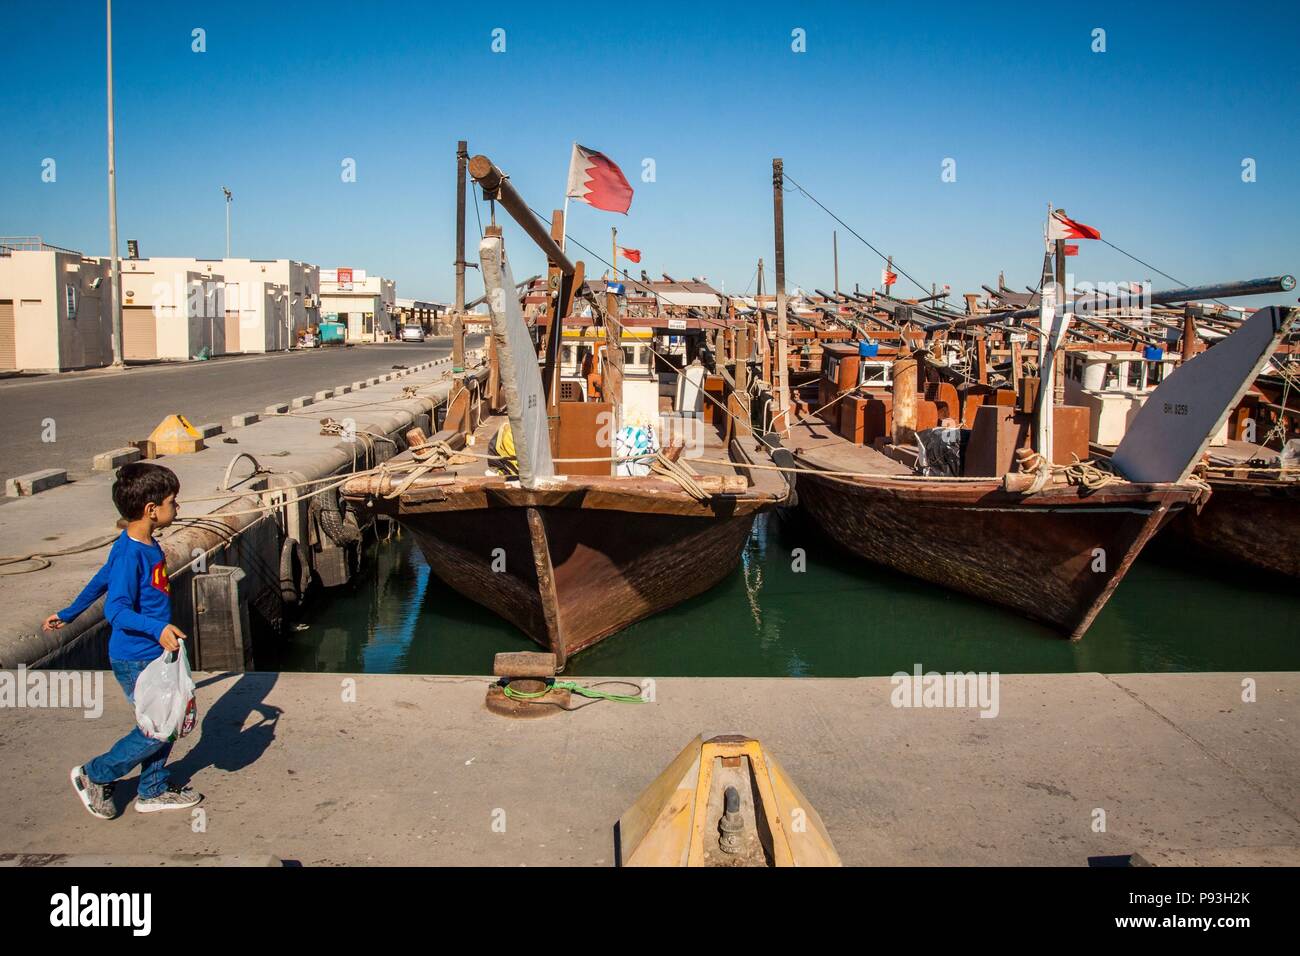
[779,170,936,298]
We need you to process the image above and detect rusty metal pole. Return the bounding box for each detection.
[453,140,467,377]
[773,159,790,433]
[455,141,467,313]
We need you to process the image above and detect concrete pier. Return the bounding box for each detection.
[0,353,480,669]
[0,671,1294,866]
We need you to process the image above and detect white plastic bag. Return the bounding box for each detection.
[134,643,198,742]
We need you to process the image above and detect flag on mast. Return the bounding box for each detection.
[881,267,898,288]
[565,144,634,214]
[616,246,641,263]
[1047,210,1101,240]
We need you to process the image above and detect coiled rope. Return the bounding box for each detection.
[1016,449,1122,491]
[501,678,646,704]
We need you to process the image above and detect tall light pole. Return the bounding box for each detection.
[222,186,232,258]
[106,0,123,366]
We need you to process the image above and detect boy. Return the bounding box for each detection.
[43,462,203,818]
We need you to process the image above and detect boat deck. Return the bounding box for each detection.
[420,411,780,490]
[787,416,912,477]
[1091,436,1280,469]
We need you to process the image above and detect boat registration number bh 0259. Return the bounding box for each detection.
[1163,402,1189,416]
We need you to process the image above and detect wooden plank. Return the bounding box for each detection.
[492,652,557,678]
[526,507,566,670]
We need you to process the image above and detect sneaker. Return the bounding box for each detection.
[70,765,116,820]
[134,784,203,813]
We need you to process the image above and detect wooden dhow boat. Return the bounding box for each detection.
[1065,314,1300,580]
[756,160,1294,637]
[1150,320,1300,582]
[342,153,787,668]
[787,303,1293,637]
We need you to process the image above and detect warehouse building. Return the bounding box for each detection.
[122,257,317,353]
[0,239,114,372]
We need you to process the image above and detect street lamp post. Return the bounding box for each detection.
[106,0,123,366]
[222,186,232,258]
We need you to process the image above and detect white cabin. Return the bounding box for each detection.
[1063,349,1226,447]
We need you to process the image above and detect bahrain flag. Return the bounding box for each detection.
[1048,210,1101,241]
[565,144,634,214]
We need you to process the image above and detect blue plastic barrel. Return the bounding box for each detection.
[859,341,879,358]
[1143,345,1164,362]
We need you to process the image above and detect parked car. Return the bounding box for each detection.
[400,324,427,343]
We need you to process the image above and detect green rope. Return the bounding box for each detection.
[501,679,646,704]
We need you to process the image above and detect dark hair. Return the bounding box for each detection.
[112,462,180,520]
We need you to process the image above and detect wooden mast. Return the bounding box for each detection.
[772,159,790,434]
[454,140,467,325]
[450,140,468,432]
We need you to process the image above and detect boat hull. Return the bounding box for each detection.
[1167,477,1300,579]
[795,471,1191,638]
[403,505,757,666]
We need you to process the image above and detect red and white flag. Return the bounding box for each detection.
[1048,210,1101,241]
[881,268,898,287]
[566,144,633,214]
[617,246,641,263]
[1063,244,1079,256]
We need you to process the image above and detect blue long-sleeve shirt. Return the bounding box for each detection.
[58,530,171,661]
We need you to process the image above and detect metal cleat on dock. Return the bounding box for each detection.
[617,734,841,867]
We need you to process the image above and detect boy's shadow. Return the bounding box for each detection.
[165,672,282,789]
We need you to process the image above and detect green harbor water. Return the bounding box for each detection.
[262,511,1300,677]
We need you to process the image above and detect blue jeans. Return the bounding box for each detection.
[85,658,173,799]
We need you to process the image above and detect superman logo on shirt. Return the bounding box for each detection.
[151,561,171,595]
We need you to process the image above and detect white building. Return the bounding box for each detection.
[0,240,114,371]
[320,268,396,342]
[121,257,318,354]
[117,258,229,360]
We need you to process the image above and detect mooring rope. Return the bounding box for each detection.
[501,679,646,704]
[648,451,709,501]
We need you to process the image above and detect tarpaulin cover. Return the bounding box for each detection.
[914,427,969,478]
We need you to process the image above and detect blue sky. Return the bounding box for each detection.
[2,0,1297,305]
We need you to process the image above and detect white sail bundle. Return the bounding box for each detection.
[480,233,555,487]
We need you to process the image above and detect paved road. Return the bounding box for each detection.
[0,338,482,495]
